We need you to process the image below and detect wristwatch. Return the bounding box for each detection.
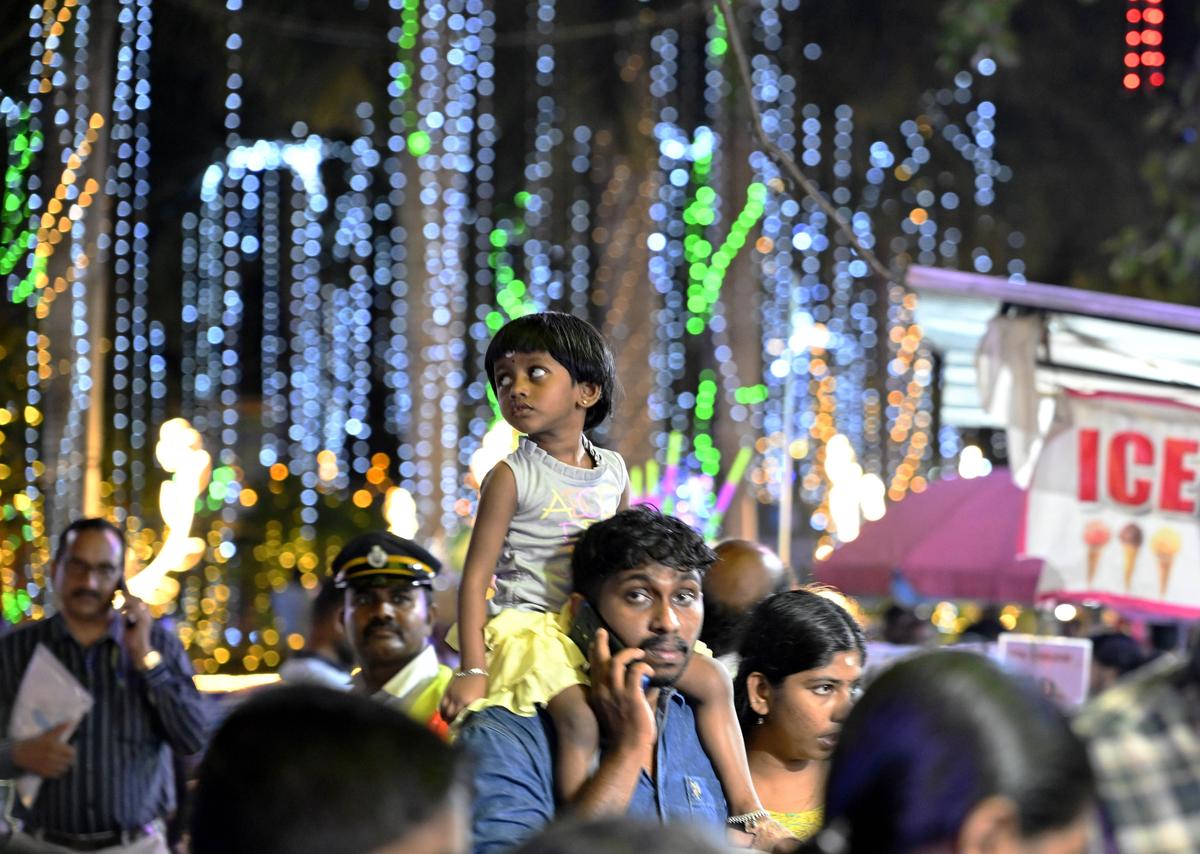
[138,649,163,672]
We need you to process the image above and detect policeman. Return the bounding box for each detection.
[334,532,452,737]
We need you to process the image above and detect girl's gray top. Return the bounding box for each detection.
[490,435,629,614]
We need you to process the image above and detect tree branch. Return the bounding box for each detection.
[715,0,899,285]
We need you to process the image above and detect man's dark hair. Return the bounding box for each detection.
[1090,631,1146,676]
[484,311,617,430]
[312,576,344,623]
[822,652,1093,853]
[55,518,125,567]
[882,604,928,646]
[1148,622,1179,654]
[191,684,467,854]
[734,590,866,733]
[571,505,715,602]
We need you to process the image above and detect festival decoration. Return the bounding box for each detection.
[1124,0,1165,90]
[1,2,1028,674]
[126,419,210,606]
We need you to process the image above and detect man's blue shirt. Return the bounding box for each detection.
[458,689,728,853]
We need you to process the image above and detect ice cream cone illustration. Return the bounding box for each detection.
[1119,523,1143,590]
[1150,528,1182,598]
[1082,520,1111,587]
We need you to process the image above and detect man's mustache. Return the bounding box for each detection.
[639,636,688,655]
[363,619,403,638]
[70,590,103,601]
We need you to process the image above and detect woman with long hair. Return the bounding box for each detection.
[734,589,867,842]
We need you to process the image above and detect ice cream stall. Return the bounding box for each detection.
[904,265,1200,619]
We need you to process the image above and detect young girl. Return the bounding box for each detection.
[439,312,779,840]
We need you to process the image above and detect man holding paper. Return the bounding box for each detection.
[0,518,207,853]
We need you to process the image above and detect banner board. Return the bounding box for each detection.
[1024,391,1200,617]
[997,633,1092,709]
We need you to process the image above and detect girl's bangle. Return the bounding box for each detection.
[454,668,488,679]
[727,809,770,829]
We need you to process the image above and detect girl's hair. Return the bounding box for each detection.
[818,651,1094,854]
[733,589,866,734]
[484,311,617,431]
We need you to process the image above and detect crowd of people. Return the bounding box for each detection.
[0,312,1196,853]
[3,502,1199,853]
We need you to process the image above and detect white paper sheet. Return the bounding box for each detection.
[8,644,93,808]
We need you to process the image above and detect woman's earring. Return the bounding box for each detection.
[755,714,765,726]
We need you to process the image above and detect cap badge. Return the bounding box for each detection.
[367,545,389,568]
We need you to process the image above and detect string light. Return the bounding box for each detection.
[386,0,417,496]
[5,3,1036,661]
[647,30,683,436]
[55,0,93,526]
[464,0,497,492]
[522,0,556,307]
[107,0,138,521]
[1125,0,1166,90]
[129,0,153,518]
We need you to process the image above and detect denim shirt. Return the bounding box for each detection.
[458,689,727,854]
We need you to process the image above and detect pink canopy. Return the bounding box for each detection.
[812,468,1043,602]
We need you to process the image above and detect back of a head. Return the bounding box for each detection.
[570,505,715,602]
[882,604,927,646]
[1148,622,1180,654]
[513,817,725,854]
[1090,631,1146,676]
[821,651,1093,854]
[312,576,343,625]
[191,684,465,854]
[700,540,789,656]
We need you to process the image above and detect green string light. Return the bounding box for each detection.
[734,384,769,405]
[393,0,421,130]
[708,3,729,58]
[406,130,431,157]
[684,170,768,334]
[693,370,722,477]
[2,107,42,295]
[481,196,543,419]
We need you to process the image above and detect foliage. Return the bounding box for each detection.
[936,0,1022,72]
[1105,67,1200,305]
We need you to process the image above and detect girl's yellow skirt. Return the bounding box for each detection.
[456,604,585,725]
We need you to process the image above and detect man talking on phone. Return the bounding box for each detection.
[459,505,729,853]
[0,518,206,852]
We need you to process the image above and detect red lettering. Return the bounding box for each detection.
[1108,431,1153,506]
[1078,429,1100,502]
[1161,438,1199,513]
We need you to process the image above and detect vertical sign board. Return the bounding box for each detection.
[998,633,1093,710]
[1024,391,1200,618]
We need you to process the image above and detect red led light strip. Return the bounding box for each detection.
[1124,0,1165,90]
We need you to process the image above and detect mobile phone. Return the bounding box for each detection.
[569,599,625,657]
[117,579,136,628]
